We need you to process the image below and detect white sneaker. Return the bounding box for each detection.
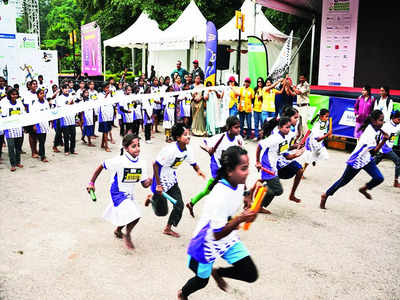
[145,140,152,144]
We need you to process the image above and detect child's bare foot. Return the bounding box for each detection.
[186,202,195,218]
[302,175,306,179]
[259,207,271,214]
[320,193,327,209]
[105,148,111,152]
[177,289,187,300]
[71,152,78,155]
[32,153,39,158]
[65,152,70,156]
[88,143,96,147]
[111,139,116,144]
[289,195,301,203]
[81,137,87,144]
[211,269,228,292]
[359,186,372,200]
[10,166,16,172]
[123,234,135,249]
[163,226,180,238]
[53,146,60,153]
[114,229,123,239]
[144,194,152,207]
[16,164,23,168]
[394,180,400,188]
[41,158,49,163]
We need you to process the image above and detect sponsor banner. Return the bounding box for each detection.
[81,22,102,76]
[248,36,268,89]
[307,94,330,129]
[329,96,356,138]
[204,21,217,86]
[318,0,359,87]
[0,3,17,83]
[16,33,39,49]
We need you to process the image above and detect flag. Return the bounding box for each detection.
[269,31,293,81]
[248,36,268,86]
[204,21,217,85]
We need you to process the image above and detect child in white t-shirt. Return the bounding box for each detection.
[146,123,206,238]
[87,134,152,250]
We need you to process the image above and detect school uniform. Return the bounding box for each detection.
[0,100,4,159]
[325,124,384,196]
[22,90,38,135]
[186,180,249,278]
[163,95,175,130]
[375,120,400,179]
[206,132,243,178]
[132,99,142,136]
[258,131,287,208]
[1,99,25,166]
[304,119,329,164]
[82,97,95,137]
[102,153,148,226]
[151,142,197,227]
[98,92,114,133]
[151,85,162,121]
[142,97,154,141]
[57,93,77,153]
[31,98,51,159]
[179,91,192,118]
[120,94,135,133]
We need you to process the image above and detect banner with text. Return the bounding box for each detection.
[248,36,268,88]
[329,97,356,138]
[204,21,217,86]
[81,22,102,76]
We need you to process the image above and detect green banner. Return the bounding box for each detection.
[308,94,330,129]
[394,102,400,146]
[248,36,268,87]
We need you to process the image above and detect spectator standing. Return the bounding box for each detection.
[190,59,204,82]
[171,60,189,84]
[374,85,393,122]
[354,85,375,139]
[295,75,311,134]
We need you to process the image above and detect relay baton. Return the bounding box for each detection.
[243,183,267,231]
[190,178,215,205]
[162,192,177,205]
[260,166,275,176]
[89,189,97,202]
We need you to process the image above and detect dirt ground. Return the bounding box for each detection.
[0,128,399,300]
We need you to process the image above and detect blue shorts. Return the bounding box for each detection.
[187,241,249,279]
[278,161,302,179]
[98,122,111,133]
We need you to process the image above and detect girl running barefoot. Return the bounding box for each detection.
[87,134,152,249]
[303,109,332,177]
[256,117,304,214]
[321,110,388,209]
[374,110,400,188]
[275,106,306,203]
[147,123,206,238]
[178,146,258,299]
[186,116,243,217]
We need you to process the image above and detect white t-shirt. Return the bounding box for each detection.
[187,180,244,264]
[347,124,380,169]
[374,97,393,122]
[23,90,38,113]
[1,99,25,138]
[120,94,134,123]
[276,122,300,169]
[56,93,76,126]
[305,119,329,153]
[380,120,400,154]
[179,90,192,118]
[31,99,51,133]
[151,86,162,110]
[98,92,115,122]
[152,142,197,192]
[102,153,148,206]
[163,95,175,129]
[259,130,287,180]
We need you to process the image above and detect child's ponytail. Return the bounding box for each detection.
[358,110,383,133]
[390,110,400,120]
[311,108,329,125]
[262,117,279,138]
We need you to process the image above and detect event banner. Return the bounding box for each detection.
[329,97,356,138]
[247,36,268,88]
[318,0,359,87]
[394,102,400,146]
[308,94,330,129]
[269,31,292,81]
[81,22,102,76]
[0,3,17,84]
[204,21,217,85]
[16,33,39,50]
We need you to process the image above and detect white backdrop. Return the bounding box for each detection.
[0,3,18,83]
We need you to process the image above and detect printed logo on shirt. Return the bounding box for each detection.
[320,121,328,130]
[122,168,142,183]
[10,108,21,115]
[171,156,186,169]
[278,141,289,153]
[168,103,175,109]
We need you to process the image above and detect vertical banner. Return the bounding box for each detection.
[329,97,356,138]
[318,0,359,87]
[268,31,293,81]
[247,36,268,88]
[81,22,102,76]
[0,3,17,84]
[204,21,217,85]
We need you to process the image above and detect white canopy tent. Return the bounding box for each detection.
[148,0,208,78]
[217,0,299,84]
[103,12,163,79]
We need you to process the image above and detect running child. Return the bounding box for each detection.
[374,110,400,188]
[87,133,152,250]
[302,109,332,177]
[321,110,388,209]
[146,123,206,238]
[178,146,258,299]
[256,117,304,214]
[186,116,243,217]
[163,86,176,143]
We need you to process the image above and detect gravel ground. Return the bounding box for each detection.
[0,128,399,300]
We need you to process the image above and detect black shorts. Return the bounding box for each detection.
[278,161,302,179]
[24,125,35,135]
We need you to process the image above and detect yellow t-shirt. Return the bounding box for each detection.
[229,90,238,109]
[262,88,276,112]
[238,87,254,113]
[253,88,263,112]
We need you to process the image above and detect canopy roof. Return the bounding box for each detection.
[104,12,163,48]
[157,0,207,43]
[218,0,288,42]
[256,0,321,19]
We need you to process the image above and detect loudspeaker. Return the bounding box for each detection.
[216,45,230,70]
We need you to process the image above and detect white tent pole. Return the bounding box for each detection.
[309,17,315,84]
[131,47,135,75]
[103,45,106,81]
[253,1,257,35]
[142,45,145,75]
